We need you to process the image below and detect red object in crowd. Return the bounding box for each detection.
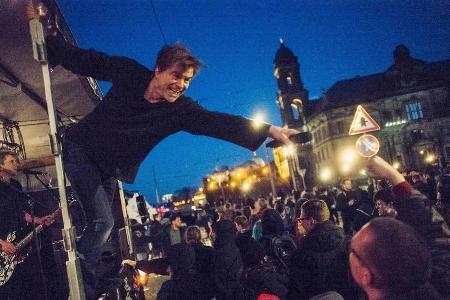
[257,293,280,300]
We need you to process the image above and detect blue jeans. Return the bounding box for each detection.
[62,138,116,298]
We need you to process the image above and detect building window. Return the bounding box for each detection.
[405,99,423,120]
[337,121,345,134]
[286,76,292,85]
[382,111,393,122]
[321,127,327,140]
[445,146,450,160]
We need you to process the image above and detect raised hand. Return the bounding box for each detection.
[268,125,299,147]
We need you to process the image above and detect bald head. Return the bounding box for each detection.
[350,218,431,296]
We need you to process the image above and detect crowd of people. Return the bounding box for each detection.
[125,155,450,300]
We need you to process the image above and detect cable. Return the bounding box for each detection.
[149,0,168,45]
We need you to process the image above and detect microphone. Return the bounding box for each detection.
[22,170,48,175]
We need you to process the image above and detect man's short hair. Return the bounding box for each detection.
[373,188,395,205]
[359,218,431,294]
[0,150,17,165]
[341,178,351,186]
[245,197,256,209]
[234,215,248,228]
[155,44,203,74]
[301,199,330,223]
[274,200,285,215]
[258,197,268,211]
[169,212,181,223]
[184,225,201,244]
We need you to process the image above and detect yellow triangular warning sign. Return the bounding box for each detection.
[348,105,380,135]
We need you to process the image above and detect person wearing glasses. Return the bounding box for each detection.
[288,200,354,300]
[349,217,440,299]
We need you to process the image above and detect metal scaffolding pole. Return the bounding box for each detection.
[28,13,85,300]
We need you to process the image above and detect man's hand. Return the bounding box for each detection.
[32,215,55,226]
[364,156,405,186]
[268,125,299,146]
[0,240,16,254]
[122,259,137,268]
[26,3,42,20]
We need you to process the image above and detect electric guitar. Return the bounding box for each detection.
[0,206,61,286]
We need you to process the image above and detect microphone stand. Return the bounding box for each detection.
[24,190,49,300]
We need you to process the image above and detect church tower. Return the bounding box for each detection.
[273,39,315,191]
[274,39,309,128]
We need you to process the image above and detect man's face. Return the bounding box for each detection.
[173,216,182,228]
[298,209,315,235]
[343,180,352,191]
[0,154,19,177]
[375,199,393,217]
[153,63,194,102]
[349,226,374,291]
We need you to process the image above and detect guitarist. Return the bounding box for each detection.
[0,150,54,299]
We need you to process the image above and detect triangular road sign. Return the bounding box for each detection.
[348,105,380,135]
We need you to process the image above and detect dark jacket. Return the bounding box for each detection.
[46,34,270,183]
[236,236,288,299]
[379,282,442,300]
[190,242,216,300]
[237,262,289,300]
[213,220,243,300]
[393,181,450,297]
[156,244,207,300]
[288,221,353,300]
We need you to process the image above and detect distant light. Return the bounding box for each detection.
[191,205,196,210]
[198,187,204,192]
[393,162,400,169]
[198,200,204,205]
[419,150,424,155]
[320,168,332,182]
[359,169,366,176]
[341,164,351,173]
[284,145,296,156]
[242,182,251,192]
[425,154,435,163]
[252,112,266,129]
[340,147,357,164]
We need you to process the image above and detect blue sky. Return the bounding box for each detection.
[58,0,450,201]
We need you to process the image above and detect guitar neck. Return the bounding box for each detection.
[15,207,61,253]
[15,224,44,252]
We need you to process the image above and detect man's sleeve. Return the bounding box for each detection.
[46,34,149,83]
[179,100,270,151]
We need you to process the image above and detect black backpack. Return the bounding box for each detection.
[261,233,297,272]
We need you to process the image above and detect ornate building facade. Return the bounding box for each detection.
[274,42,450,185]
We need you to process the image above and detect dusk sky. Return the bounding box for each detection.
[57,0,450,201]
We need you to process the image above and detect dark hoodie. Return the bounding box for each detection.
[259,208,285,256]
[213,220,243,300]
[288,220,354,300]
[157,244,206,300]
[236,235,288,299]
